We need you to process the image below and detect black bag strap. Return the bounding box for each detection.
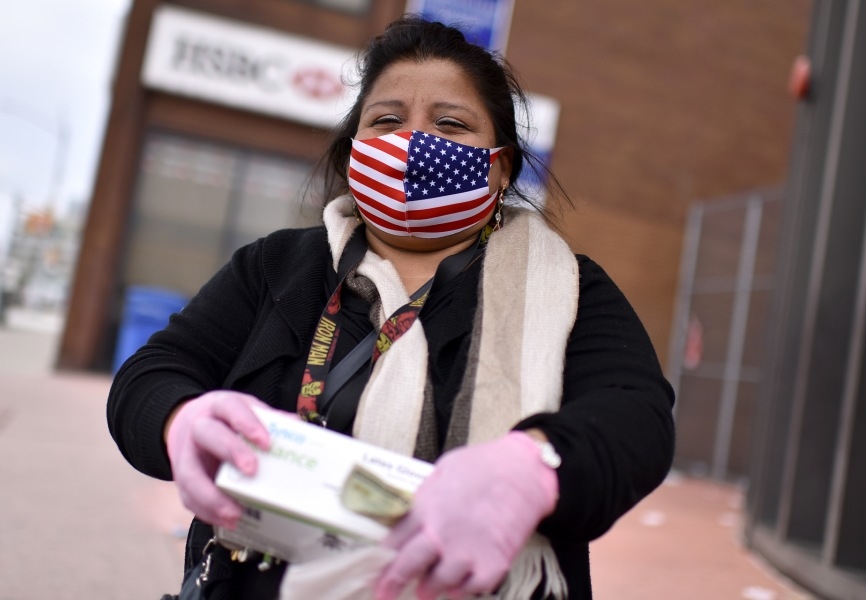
[316,328,377,421]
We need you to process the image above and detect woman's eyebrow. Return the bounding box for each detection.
[430,101,478,116]
[362,99,405,114]
[361,100,480,118]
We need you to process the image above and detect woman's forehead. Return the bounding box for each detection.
[364,59,479,104]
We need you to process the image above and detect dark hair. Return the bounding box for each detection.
[317,15,567,215]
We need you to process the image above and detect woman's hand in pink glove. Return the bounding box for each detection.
[374,431,559,600]
[165,390,272,529]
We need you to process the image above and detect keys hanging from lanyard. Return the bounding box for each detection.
[296,224,491,427]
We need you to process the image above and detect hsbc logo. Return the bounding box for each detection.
[293,67,343,100]
[142,6,357,127]
[170,37,344,100]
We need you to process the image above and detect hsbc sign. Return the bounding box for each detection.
[141,5,358,128]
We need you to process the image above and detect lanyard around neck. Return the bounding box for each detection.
[296,225,490,426]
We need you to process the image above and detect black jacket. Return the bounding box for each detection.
[108,225,675,599]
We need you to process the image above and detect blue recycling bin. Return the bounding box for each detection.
[113,286,188,373]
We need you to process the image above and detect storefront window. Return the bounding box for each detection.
[121,132,321,297]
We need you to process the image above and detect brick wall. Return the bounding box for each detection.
[505,0,813,364]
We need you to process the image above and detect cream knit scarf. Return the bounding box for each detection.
[319,194,578,598]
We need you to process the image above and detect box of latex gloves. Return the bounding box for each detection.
[215,405,434,564]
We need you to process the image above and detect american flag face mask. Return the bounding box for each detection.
[348,130,503,238]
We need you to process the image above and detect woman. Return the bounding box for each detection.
[108,15,675,600]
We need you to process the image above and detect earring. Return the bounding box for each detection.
[352,201,362,224]
[493,184,507,231]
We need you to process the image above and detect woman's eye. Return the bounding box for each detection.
[372,115,401,126]
[436,119,467,129]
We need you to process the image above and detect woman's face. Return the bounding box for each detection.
[353,58,513,252]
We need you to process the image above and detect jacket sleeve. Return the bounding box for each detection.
[514,255,676,542]
[106,238,267,481]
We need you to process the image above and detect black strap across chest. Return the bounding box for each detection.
[295,225,487,429]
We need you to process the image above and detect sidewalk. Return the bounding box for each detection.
[0,327,814,599]
[0,327,190,600]
[590,475,812,599]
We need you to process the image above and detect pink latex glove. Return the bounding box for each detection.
[165,390,272,529]
[374,431,559,600]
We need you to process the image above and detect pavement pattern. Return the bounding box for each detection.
[0,326,814,599]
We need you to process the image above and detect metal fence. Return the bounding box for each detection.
[667,186,783,482]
